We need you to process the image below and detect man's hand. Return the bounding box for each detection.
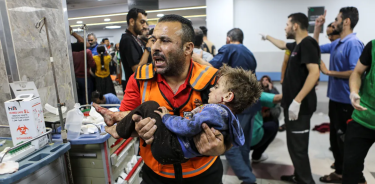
[315,10,327,28]
[193,123,226,156]
[350,92,367,111]
[260,33,268,41]
[134,114,157,144]
[288,100,301,121]
[154,106,169,118]
[280,78,283,84]
[267,81,273,90]
[146,35,153,47]
[320,62,330,75]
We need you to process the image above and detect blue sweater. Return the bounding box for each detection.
[162,104,245,158]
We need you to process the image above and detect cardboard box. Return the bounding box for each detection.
[4,82,48,149]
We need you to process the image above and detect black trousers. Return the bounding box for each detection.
[285,112,315,184]
[251,120,279,159]
[342,120,371,184]
[76,77,93,105]
[328,100,353,174]
[116,101,186,164]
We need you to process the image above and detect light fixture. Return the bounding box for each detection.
[157,14,164,17]
[76,21,83,24]
[68,6,206,20]
[104,18,111,22]
[105,25,121,29]
[71,20,127,27]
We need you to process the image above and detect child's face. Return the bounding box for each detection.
[208,77,229,104]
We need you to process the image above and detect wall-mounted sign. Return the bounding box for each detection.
[308,6,325,33]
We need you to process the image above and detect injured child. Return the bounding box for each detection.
[93,65,262,165]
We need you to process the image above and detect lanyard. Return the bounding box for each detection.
[131,34,144,52]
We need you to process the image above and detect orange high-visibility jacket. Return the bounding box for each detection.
[134,61,218,178]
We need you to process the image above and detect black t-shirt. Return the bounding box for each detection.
[283,36,320,115]
[119,29,144,81]
[360,40,373,72]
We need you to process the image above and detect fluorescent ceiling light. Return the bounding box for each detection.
[68,6,206,20]
[104,18,111,22]
[157,14,164,17]
[70,15,206,27]
[71,20,127,27]
[146,6,206,13]
[69,13,128,20]
[76,21,83,24]
[105,26,121,29]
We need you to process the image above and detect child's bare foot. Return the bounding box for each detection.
[105,125,120,139]
[92,103,119,126]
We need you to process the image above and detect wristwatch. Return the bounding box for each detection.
[146,47,151,52]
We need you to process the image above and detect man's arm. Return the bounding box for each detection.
[349,60,369,111]
[70,26,85,43]
[262,35,287,50]
[350,60,368,94]
[294,63,320,103]
[280,51,290,84]
[313,10,326,43]
[320,61,353,78]
[137,36,154,68]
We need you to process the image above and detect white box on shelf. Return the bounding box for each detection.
[4,82,48,149]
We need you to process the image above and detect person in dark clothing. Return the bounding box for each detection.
[341,40,375,184]
[260,75,281,123]
[261,12,320,184]
[119,8,151,93]
[71,42,96,105]
[313,8,364,183]
[260,75,279,94]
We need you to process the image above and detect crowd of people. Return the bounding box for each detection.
[70,6,375,184]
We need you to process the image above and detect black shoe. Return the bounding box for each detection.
[280,175,297,183]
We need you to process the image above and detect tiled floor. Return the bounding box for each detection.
[221,113,375,184]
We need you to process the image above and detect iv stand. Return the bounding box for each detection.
[79,24,89,105]
[35,17,74,184]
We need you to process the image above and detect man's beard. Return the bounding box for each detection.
[90,42,96,47]
[286,30,295,39]
[155,48,186,77]
[335,22,343,34]
[134,26,143,35]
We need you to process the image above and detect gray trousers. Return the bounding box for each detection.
[284,112,315,184]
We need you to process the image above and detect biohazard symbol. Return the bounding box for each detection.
[17,125,29,135]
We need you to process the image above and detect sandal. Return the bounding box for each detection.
[320,172,342,183]
[278,124,286,132]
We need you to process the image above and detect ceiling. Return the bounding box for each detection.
[66,0,206,30]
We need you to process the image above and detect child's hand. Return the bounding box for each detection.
[194,99,203,106]
[154,106,169,118]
